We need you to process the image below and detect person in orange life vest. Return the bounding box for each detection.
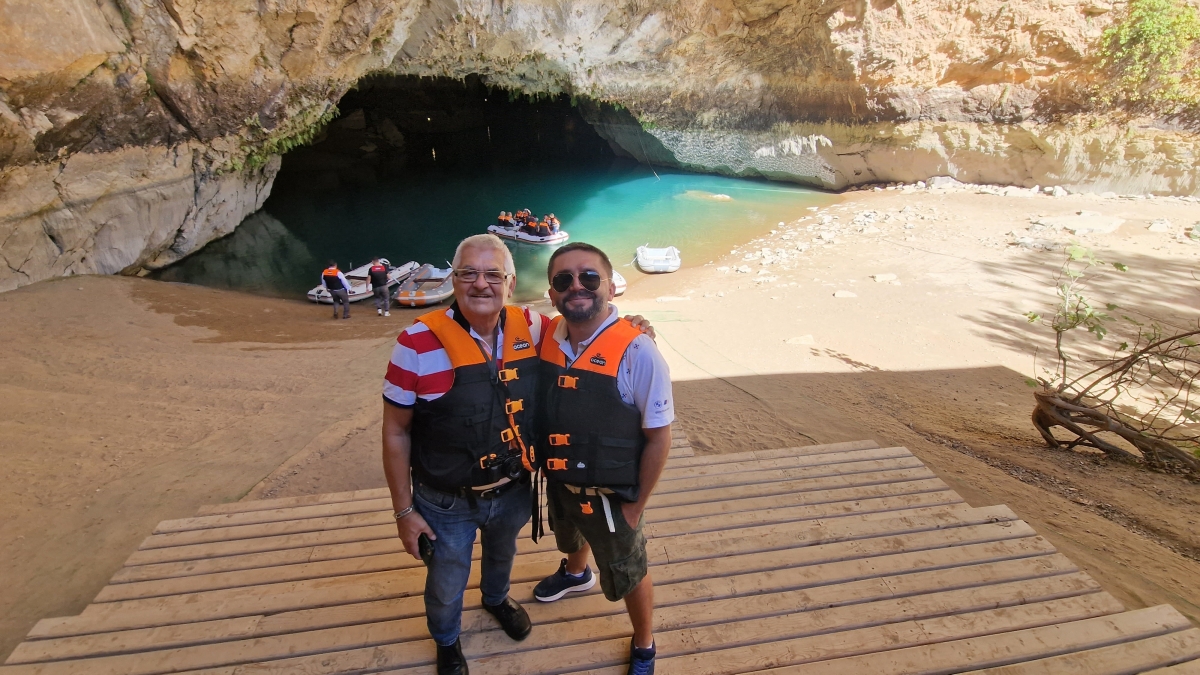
[532,242,673,675]
[496,211,509,227]
[321,261,352,319]
[547,214,561,233]
[368,257,391,317]
[380,234,656,674]
[536,218,552,237]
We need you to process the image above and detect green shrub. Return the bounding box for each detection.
[240,104,339,170]
[1097,0,1200,114]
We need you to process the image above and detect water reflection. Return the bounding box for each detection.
[158,162,834,303]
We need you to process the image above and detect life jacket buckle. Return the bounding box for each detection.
[548,433,570,446]
[557,375,578,389]
[580,502,594,515]
[500,428,516,443]
[546,458,568,470]
[498,368,519,382]
[479,453,497,469]
[505,399,524,414]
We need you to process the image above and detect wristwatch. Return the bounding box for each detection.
[393,504,415,520]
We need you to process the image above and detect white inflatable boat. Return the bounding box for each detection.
[488,223,569,245]
[307,259,419,304]
[395,264,454,307]
[635,245,681,274]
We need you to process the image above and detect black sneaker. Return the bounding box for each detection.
[436,638,469,675]
[627,639,655,675]
[533,558,597,602]
[483,596,532,641]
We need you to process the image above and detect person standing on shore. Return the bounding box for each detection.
[321,261,352,319]
[532,242,674,675]
[368,258,391,317]
[381,235,536,674]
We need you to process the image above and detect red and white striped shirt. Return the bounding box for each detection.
[383,306,549,407]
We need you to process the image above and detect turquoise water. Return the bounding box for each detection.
[157,161,832,302]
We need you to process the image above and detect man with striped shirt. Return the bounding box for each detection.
[382,234,535,675]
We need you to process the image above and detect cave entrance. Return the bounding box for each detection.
[272,74,619,191]
[157,76,832,301]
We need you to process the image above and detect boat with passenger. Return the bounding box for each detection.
[394,263,454,307]
[488,209,569,245]
[307,258,418,304]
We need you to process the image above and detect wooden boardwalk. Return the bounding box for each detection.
[4,436,1199,674]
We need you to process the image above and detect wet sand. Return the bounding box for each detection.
[2,186,1199,658]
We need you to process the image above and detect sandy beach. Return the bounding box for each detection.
[2,185,1199,659]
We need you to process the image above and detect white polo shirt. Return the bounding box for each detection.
[552,304,674,429]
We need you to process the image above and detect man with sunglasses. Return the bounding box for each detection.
[534,242,674,675]
[381,234,655,675]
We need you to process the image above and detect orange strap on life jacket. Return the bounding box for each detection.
[539,316,639,378]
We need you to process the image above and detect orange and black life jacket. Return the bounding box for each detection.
[322,267,346,291]
[410,304,539,491]
[538,317,645,498]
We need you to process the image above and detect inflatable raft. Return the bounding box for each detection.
[635,245,681,274]
[488,223,569,245]
[307,259,419,304]
[395,264,454,307]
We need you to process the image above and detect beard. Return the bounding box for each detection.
[556,290,604,322]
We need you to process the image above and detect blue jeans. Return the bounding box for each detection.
[413,481,532,645]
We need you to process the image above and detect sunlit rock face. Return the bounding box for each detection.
[1,0,1197,290]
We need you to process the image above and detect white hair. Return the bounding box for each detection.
[452,233,515,275]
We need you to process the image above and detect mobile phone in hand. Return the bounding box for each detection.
[418,533,434,565]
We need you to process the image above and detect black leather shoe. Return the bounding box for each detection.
[483,595,532,641]
[436,638,469,675]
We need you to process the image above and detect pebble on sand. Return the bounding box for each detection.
[834,290,858,298]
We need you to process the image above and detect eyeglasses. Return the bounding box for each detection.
[551,270,607,293]
[453,269,510,284]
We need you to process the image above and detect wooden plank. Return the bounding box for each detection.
[657,446,913,482]
[113,496,967,585]
[153,451,920,535]
[648,467,936,510]
[114,475,955,564]
[27,531,1056,640]
[9,554,1083,664]
[139,465,933,549]
[1,569,1103,674]
[750,605,1192,675]
[465,594,1127,675]
[96,506,1018,602]
[667,446,692,458]
[959,628,1200,675]
[664,440,880,469]
[1143,659,1200,674]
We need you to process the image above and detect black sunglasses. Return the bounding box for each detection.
[551,270,607,293]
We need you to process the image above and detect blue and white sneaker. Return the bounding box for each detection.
[533,558,596,602]
[627,640,655,675]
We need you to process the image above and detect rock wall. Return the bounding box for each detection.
[2,0,1199,290]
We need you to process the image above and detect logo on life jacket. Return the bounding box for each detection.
[589,354,607,367]
[512,338,531,351]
